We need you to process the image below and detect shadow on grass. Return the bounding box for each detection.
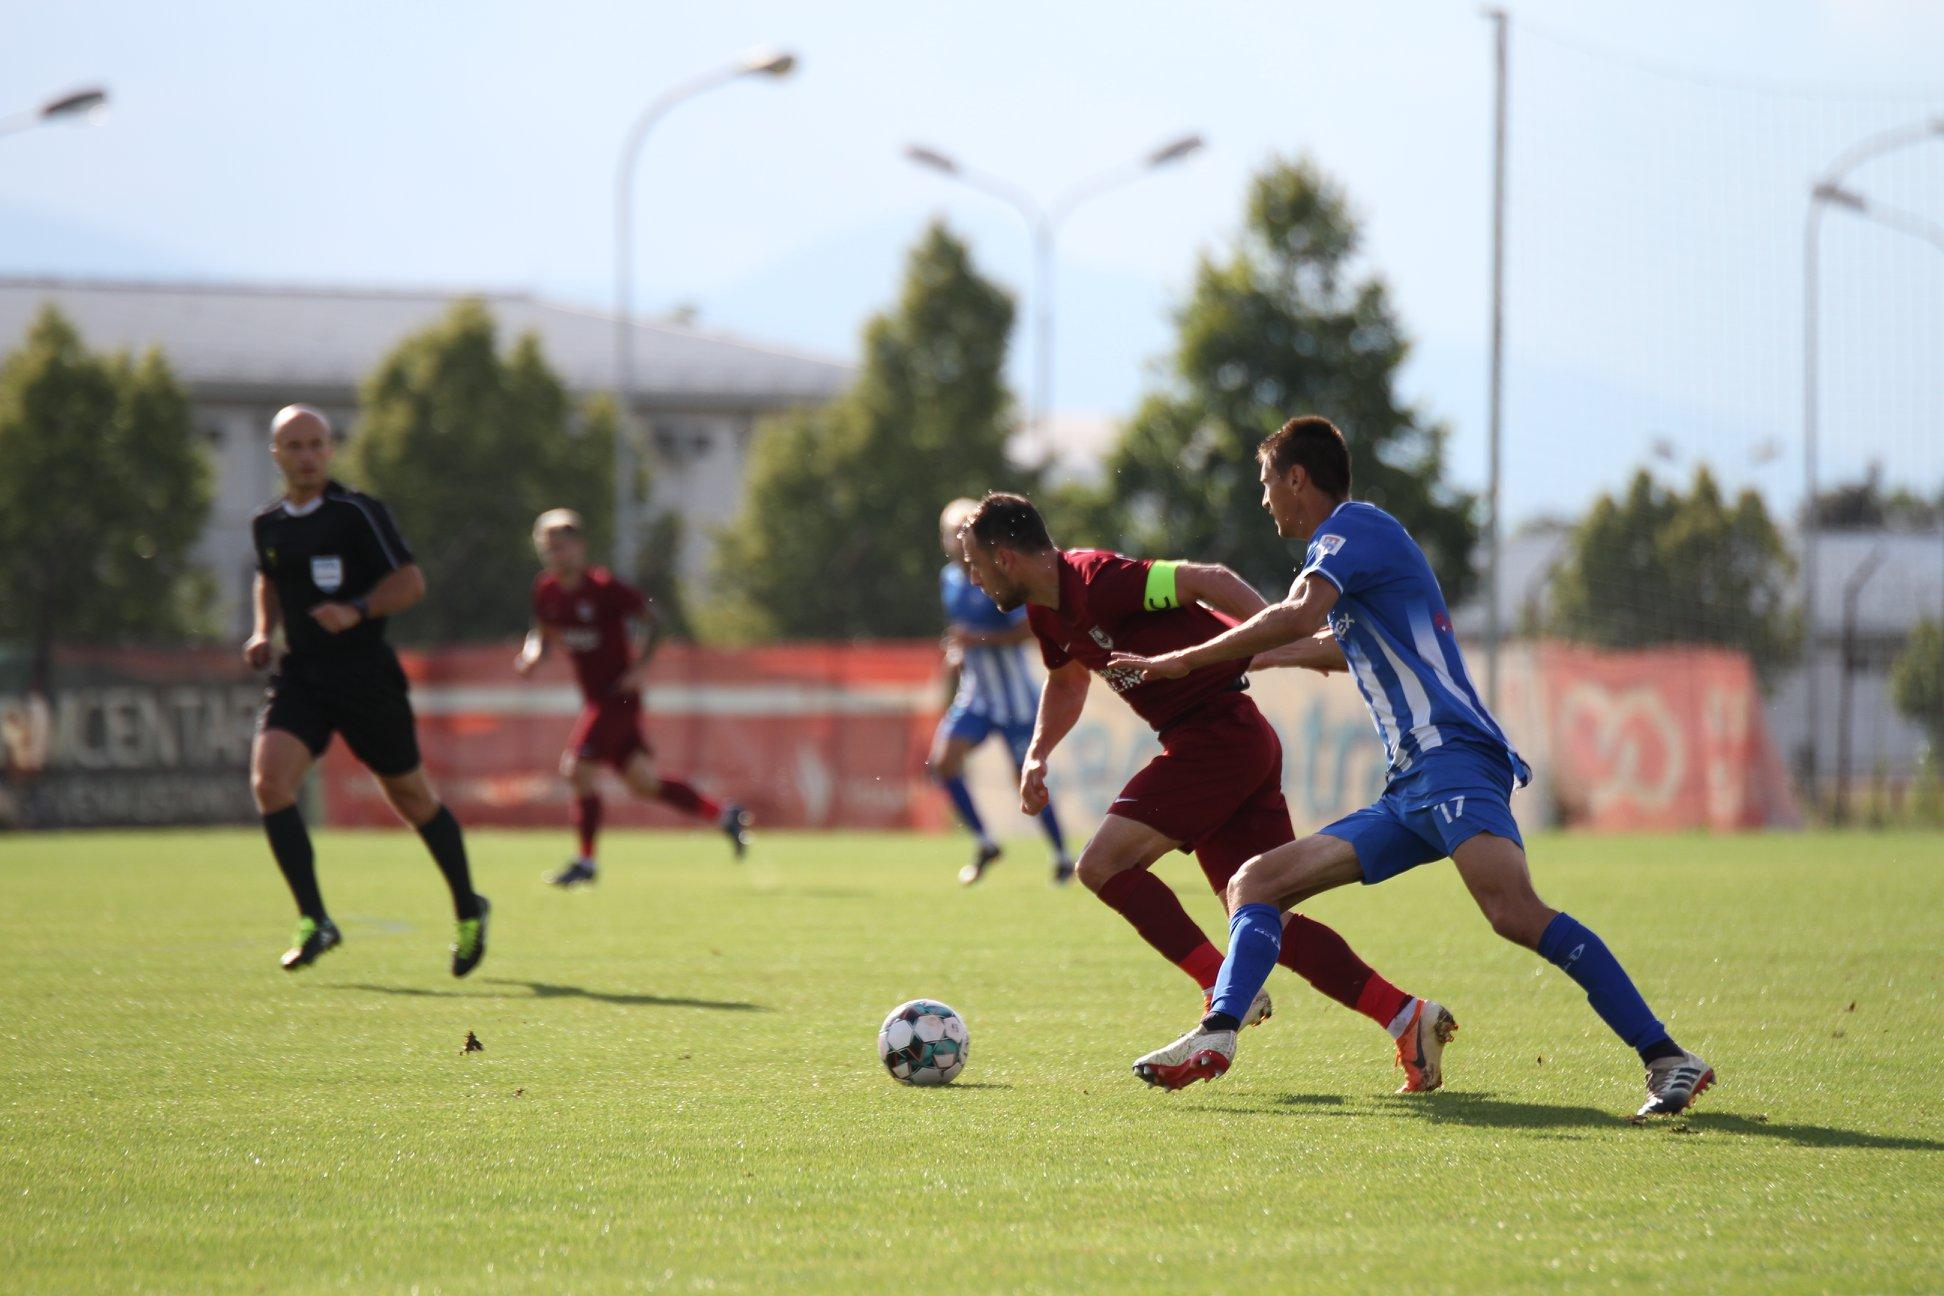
[328,980,769,1012]
[1198,1089,1942,1152]
[1371,1091,1944,1152]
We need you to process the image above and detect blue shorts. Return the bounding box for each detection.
[1320,743,1525,885]
[938,705,1035,766]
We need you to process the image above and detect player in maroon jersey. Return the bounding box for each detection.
[515,509,750,885]
[957,492,1457,1092]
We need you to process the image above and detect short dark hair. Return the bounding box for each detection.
[1258,416,1351,498]
[962,491,1054,554]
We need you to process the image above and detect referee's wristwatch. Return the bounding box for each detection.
[349,595,372,623]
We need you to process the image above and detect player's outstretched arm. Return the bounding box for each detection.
[1108,575,1339,680]
[1020,659,1089,815]
[1250,628,1347,674]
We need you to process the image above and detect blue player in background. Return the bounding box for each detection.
[931,499,1073,886]
[1112,417,1714,1119]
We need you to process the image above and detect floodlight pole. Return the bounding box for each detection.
[612,50,795,582]
[905,134,1205,447]
[1482,7,1508,711]
[1800,116,1944,799]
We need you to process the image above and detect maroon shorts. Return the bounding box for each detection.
[1109,690,1296,893]
[567,697,650,769]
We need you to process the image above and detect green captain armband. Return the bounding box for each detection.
[1143,560,1182,612]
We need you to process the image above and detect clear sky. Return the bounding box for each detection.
[4,1,1941,525]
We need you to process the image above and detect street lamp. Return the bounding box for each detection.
[905,132,1206,445]
[1801,115,1944,797]
[612,48,795,580]
[0,86,109,140]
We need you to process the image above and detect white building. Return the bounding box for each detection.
[0,277,850,633]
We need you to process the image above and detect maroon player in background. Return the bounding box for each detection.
[515,509,750,886]
[957,492,1458,1093]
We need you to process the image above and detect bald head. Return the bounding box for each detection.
[269,404,334,501]
[271,404,332,445]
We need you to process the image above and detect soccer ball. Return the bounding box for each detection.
[877,999,968,1085]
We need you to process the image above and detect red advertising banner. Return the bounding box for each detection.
[318,642,944,829]
[1531,643,1799,831]
[4,639,1798,833]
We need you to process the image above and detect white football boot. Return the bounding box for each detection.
[1132,1025,1237,1091]
[1634,1050,1716,1119]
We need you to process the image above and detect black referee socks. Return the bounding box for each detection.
[262,805,326,920]
[416,805,482,920]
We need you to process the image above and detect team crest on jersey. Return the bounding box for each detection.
[1088,627,1114,651]
[1314,534,1345,557]
[310,555,343,594]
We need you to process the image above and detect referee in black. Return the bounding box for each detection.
[244,404,488,976]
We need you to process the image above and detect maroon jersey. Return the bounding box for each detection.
[1026,549,1248,731]
[532,567,649,702]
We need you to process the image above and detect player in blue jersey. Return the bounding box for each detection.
[930,499,1073,884]
[1113,417,1714,1119]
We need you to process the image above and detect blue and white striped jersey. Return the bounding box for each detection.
[1299,501,1530,786]
[941,562,1039,725]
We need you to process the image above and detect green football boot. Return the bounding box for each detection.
[280,916,343,972]
[451,896,491,978]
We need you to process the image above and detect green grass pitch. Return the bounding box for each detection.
[2,828,1940,1293]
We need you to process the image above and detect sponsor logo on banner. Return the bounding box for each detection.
[310,555,344,594]
[0,654,263,828]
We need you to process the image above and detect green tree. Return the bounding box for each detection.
[1078,156,1477,597]
[1891,619,1943,754]
[340,300,617,642]
[704,222,1021,640]
[0,305,212,682]
[1548,467,1798,684]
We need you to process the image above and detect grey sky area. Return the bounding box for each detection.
[4,1,1941,524]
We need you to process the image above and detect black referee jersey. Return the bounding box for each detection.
[251,481,424,772]
[251,479,414,676]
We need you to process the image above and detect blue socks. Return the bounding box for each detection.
[1036,803,1068,859]
[1202,906,1676,1061]
[940,775,988,841]
[1208,902,1284,1025]
[1538,912,1672,1061]
[944,772,1068,862]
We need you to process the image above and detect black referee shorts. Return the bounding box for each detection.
[259,668,422,777]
